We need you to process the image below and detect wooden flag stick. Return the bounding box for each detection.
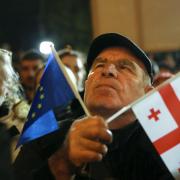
[51,46,91,116]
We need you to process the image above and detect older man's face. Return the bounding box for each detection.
[84,47,150,118]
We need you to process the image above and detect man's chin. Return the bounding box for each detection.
[89,105,121,119]
[108,110,136,129]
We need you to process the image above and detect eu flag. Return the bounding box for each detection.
[17,53,75,146]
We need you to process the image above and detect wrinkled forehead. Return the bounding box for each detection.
[92,47,147,72]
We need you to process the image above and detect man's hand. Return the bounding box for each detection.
[48,116,112,179]
[66,116,112,166]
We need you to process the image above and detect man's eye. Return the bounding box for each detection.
[94,63,104,68]
[118,65,133,72]
[118,64,127,69]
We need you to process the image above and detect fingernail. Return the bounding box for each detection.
[97,154,103,161]
[103,145,108,154]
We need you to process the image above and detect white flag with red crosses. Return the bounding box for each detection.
[132,75,180,179]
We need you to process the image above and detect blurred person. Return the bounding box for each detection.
[153,72,174,87]
[19,50,44,104]
[159,63,174,74]
[14,33,173,180]
[163,53,176,70]
[58,45,86,92]
[0,49,29,162]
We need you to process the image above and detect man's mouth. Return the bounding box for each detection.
[96,84,116,91]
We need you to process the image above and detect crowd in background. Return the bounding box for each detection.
[10,47,180,90]
[148,50,180,73]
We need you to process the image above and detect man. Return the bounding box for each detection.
[14,33,173,179]
[19,50,44,104]
[58,45,86,92]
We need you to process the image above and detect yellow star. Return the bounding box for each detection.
[31,112,36,118]
[37,104,42,109]
[39,86,44,92]
[40,94,44,99]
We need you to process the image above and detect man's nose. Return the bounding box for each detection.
[101,64,118,78]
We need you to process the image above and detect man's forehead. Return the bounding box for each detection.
[21,59,43,65]
[97,47,138,58]
[93,47,146,70]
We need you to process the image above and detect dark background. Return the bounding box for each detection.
[1,0,179,73]
[0,0,92,53]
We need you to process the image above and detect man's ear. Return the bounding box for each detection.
[144,85,154,93]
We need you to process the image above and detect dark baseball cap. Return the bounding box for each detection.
[87,33,153,83]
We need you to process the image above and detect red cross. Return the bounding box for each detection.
[153,84,180,155]
[148,108,161,121]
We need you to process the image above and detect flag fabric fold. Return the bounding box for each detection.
[132,75,180,179]
[17,53,75,146]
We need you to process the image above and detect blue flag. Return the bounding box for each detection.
[17,53,75,146]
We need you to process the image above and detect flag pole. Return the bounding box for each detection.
[51,46,91,116]
[107,72,180,124]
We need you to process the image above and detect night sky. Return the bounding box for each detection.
[0,0,41,51]
[0,0,92,53]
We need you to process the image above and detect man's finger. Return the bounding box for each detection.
[81,127,112,144]
[79,137,108,155]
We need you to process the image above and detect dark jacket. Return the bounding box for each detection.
[13,120,173,180]
[0,122,13,180]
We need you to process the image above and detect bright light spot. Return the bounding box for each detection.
[39,41,54,54]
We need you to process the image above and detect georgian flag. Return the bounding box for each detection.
[132,75,180,179]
